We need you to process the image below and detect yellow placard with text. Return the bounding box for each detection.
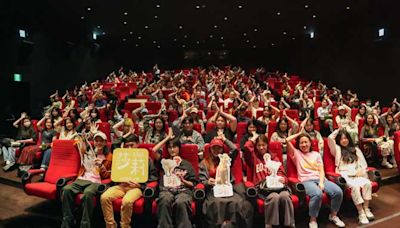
[111,148,149,183]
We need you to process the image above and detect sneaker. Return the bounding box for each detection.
[381,161,393,169]
[364,208,375,220]
[309,221,318,228]
[3,162,15,172]
[359,213,369,225]
[328,215,345,227]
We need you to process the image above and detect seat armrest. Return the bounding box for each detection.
[244,181,257,198]
[143,181,159,199]
[193,183,206,200]
[325,172,346,189]
[21,169,46,187]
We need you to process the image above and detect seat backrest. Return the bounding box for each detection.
[267,121,277,142]
[145,102,162,113]
[322,139,336,174]
[45,140,81,184]
[314,101,322,118]
[97,122,111,142]
[236,122,248,144]
[138,144,156,160]
[394,132,400,173]
[206,122,216,133]
[161,144,199,176]
[193,123,202,134]
[351,108,358,121]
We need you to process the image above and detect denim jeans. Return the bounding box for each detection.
[40,148,52,169]
[302,179,343,217]
[2,146,16,163]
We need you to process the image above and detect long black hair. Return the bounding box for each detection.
[335,129,358,163]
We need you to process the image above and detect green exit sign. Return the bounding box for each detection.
[14,73,22,82]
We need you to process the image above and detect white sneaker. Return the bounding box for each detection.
[381,161,393,169]
[328,215,346,227]
[364,208,375,220]
[309,221,318,228]
[359,213,369,225]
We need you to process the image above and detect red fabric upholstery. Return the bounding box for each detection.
[267,121,277,142]
[236,122,247,145]
[97,122,111,142]
[145,102,162,113]
[25,182,57,200]
[394,131,400,173]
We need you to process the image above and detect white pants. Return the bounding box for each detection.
[344,176,372,205]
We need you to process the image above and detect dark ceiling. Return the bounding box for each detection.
[3,0,399,50]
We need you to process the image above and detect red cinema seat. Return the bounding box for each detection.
[97,122,111,142]
[351,108,358,121]
[22,140,81,200]
[236,122,248,144]
[267,121,277,142]
[322,139,380,201]
[145,102,162,114]
[394,131,400,173]
[118,86,130,100]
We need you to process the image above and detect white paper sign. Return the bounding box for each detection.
[264,153,284,189]
[162,156,183,188]
[214,153,233,197]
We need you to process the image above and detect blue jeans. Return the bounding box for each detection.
[40,148,52,169]
[302,179,343,218]
[2,146,16,163]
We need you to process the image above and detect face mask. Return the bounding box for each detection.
[91,113,97,118]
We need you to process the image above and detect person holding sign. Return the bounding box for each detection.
[243,134,295,228]
[286,131,345,228]
[199,133,253,228]
[61,131,112,228]
[152,129,197,228]
[100,134,158,228]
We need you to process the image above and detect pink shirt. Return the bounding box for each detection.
[291,149,323,182]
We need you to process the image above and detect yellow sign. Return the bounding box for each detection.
[111,148,149,183]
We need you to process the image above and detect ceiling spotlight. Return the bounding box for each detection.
[283,31,287,35]
[254,28,258,32]
[87,7,91,11]
[271,43,275,46]
[346,6,350,10]
[124,12,128,15]
[144,25,149,29]
[277,12,281,16]
[201,5,206,8]
[238,5,243,9]
[292,37,295,40]
[178,25,183,29]
[222,44,225,47]
[214,25,218,29]
[123,21,127,25]
[182,44,186,48]
[102,32,106,35]
[253,45,256,48]
[208,52,211,55]
[173,38,177,41]
[243,33,247,36]
[138,36,142,39]
[92,33,97,40]
[80,16,85,20]
[310,31,315,38]
[129,31,133,35]
[220,36,224,40]
[156,4,160,8]
[224,17,228,21]
[209,34,213,38]
[184,34,188,38]
[305,5,309,8]
[313,15,317,18]
[246,39,250,43]
[196,5,200,9]
[135,44,139,47]
[196,41,200,44]
[97,25,101,29]
[157,45,161,48]
[154,15,158,19]
[303,25,307,30]
[153,40,157,44]
[122,38,126,42]
[378,28,385,37]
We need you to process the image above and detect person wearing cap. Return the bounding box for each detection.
[100,134,158,228]
[199,133,254,227]
[61,131,112,228]
[189,107,206,134]
[335,104,359,144]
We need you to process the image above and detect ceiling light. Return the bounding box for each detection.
[220,36,224,40]
[153,40,157,44]
[224,17,228,21]
[292,37,295,40]
[144,25,149,29]
[124,12,128,15]
[154,15,158,19]
[208,52,211,55]
[196,41,200,44]
[97,25,101,29]
[201,5,206,8]
[102,32,106,35]
[122,38,126,42]
[173,38,177,41]
[129,31,133,35]
[182,44,186,48]
[310,32,315,38]
[346,6,350,10]
[378,28,385,37]
[283,31,287,35]
[184,34,188,38]
[214,25,218,29]
[138,36,142,39]
[157,45,161,48]
[313,15,317,18]
[254,28,258,32]
[271,43,275,46]
[80,16,85,20]
[238,5,242,9]
[92,33,97,40]
[196,5,200,9]
[305,5,309,8]
[253,45,256,48]
[123,21,127,25]
[156,4,160,8]
[243,33,247,36]
[277,12,281,16]
[304,25,307,29]
[246,39,250,43]
[178,25,183,29]
[209,35,213,38]
[222,44,225,47]
[135,44,139,47]
[87,7,91,11]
